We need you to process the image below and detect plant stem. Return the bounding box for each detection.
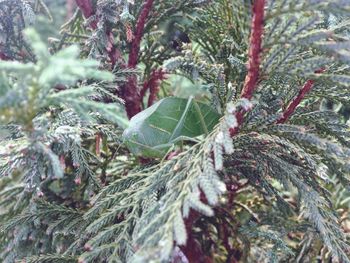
[140,69,166,107]
[230,0,265,136]
[240,0,265,100]
[123,0,155,119]
[75,0,97,29]
[277,68,325,123]
[128,0,154,68]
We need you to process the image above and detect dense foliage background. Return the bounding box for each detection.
[0,0,350,262]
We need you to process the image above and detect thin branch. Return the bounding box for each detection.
[75,0,97,29]
[180,192,210,262]
[240,0,265,100]
[122,0,155,119]
[230,0,266,136]
[106,30,124,67]
[140,69,167,107]
[128,0,154,68]
[277,68,325,124]
[233,201,261,222]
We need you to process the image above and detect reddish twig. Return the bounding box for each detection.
[140,69,167,107]
[180,192,210,263]
[277,68,325,124]
[240,0,265,100]
[75,0,97,29]
[95,133,101,157]
[230,0,265,137]
[121,0,155,119]
[128,0,154,68]
[75,0,124,95]
[106,30,124,67]
[76,0,158,118]
[122,76,142,119]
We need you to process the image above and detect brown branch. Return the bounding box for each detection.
[120,76,141,119]
[75,0,157,118]
[180,192,211,263]
[240,0,265,100]
[230,0,265,136]
[277,68,325,124]
[128,0,154,68]
[106,30,124,68]
[121,0,155,119]
[95,133,101,157]
[75,0,97,29]
[140,69,167,107]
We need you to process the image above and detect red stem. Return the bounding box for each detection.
[75,0,124,93]
[180,192,210,263]
[75,0,157,118]
[277,68,325,124]
[240,0,265,100]
[75,0,118,69]
[75,0,97,29]
[140,69,167,107]
[230,0,265,136]
[106,30,124,68]
[75,1,119,67]
[128,0,154,68]
[95,133,101,157]
[122,76,142,119]
[122,0,155,119]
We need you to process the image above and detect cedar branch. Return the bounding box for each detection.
[230,0,265,136]
[277,68,325,124]
[123,0,155,119]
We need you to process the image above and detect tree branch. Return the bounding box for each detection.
[75,0,97,29]
[277,68,325,124]
[140,69,167,107]
[128,0,154,68]
[122,0,155,119]
[240,0,265,100]
[75,0,157,118]
[230,0,265,136]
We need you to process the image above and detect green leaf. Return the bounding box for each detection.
[122,97,220,158]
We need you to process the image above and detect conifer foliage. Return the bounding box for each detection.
[1,0,350,262]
